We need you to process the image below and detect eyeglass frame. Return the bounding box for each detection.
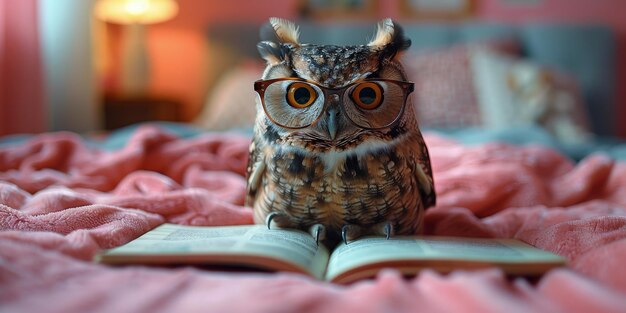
[253,77,415,130]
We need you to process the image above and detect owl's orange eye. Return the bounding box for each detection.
[352,82,383,110]
[286,82,317,108]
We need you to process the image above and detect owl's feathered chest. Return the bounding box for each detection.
[246,131,431,234]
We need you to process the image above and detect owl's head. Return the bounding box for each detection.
[255,18,416,152]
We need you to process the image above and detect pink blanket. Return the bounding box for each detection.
[1,125,626,313]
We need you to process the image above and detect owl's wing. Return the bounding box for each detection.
[412,132,436,209]
[415,161,436,209]
[245,134,267,207]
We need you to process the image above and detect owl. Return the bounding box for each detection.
[246,17,435,246]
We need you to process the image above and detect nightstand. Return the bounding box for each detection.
[103,94,182,130]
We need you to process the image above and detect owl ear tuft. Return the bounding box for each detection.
[368,18,411,60]
[261,17,300,45]
[258,17,300,65]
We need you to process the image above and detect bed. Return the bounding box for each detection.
[2,22,626,313]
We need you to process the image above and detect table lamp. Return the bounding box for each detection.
[95,0,178,95]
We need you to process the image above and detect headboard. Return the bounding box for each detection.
[205,22,616,136]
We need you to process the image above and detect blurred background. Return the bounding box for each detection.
[1,0,625,144]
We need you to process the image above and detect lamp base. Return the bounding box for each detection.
[121,23,149,95]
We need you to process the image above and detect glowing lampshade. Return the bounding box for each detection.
[95,0,179,25]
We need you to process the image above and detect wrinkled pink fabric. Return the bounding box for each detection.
[1,125,626,313]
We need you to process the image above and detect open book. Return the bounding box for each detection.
[95,223,566,284]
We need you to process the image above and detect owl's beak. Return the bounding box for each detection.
[326,108,338,140]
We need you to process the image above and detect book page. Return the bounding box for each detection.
[325,236,565,282]
[97,224,329,279]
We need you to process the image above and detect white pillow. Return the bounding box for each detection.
[194,62,263,131]
[470,47,592,144]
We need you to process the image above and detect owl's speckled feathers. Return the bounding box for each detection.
[246,18,435,245]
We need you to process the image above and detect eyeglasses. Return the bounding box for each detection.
[254,78,414,130]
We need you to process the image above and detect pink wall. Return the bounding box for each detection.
[106,0,626,136]
[0,0,46,135]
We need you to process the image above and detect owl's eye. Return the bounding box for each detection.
[352,82,383,110]
[286,82,317,108]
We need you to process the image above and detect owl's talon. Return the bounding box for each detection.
[316,229,321,246]
[341,225,349,245]
[340,224,363,244]
[309,224,326,246]
[266,212,281,230]
[384,222,393,240]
